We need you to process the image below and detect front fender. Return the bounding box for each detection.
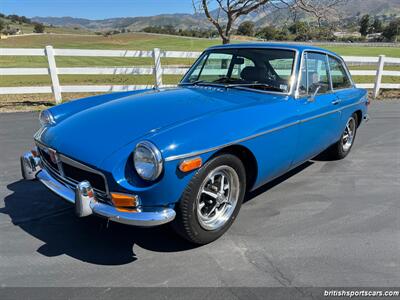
[100,139,215,207]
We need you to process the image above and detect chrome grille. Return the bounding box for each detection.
[37,144,110,203]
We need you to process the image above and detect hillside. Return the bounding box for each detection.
[32,0,400,31]
[0,15,93,35]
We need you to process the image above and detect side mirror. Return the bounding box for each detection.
[308,85,321,102]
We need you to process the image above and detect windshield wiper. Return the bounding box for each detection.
[226,83,285,93]
[179,80,225,88]
[180,81,285,93]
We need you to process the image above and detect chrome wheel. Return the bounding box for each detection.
[342,117,356,152]
[196,165,240,231]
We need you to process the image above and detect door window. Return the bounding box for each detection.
[299,52,330,96]
[328,56,352,89]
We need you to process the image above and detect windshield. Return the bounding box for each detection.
[181,48,296,94]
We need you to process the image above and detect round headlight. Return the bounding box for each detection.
[39,110,55,126]
[133,141,163,181]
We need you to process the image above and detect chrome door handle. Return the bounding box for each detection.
[331,99,341,105]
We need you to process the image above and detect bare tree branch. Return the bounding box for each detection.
[195,0,348,44]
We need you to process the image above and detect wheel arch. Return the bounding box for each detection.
[354,110,362,127]
[210,144,258,192]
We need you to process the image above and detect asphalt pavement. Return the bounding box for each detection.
[0,101,399,288]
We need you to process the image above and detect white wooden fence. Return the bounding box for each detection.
[0,46,399,104]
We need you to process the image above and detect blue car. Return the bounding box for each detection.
[21,43,369,244]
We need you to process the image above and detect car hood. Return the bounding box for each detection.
[38,87,258,167]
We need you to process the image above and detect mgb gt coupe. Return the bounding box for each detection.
[21,44,369,244]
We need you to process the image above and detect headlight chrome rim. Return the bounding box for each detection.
[134,141,163,181]
[39,110,55,126]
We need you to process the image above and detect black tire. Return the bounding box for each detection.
[326,113,358,160]
[172,154,246,245]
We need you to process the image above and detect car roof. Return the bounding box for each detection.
[207,42,339,57]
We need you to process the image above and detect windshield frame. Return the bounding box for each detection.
[179,47,300,96]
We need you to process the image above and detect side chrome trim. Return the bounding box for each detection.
[165,120,300,162]
[164,100,364,162]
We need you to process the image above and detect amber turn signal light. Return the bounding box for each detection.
[179,157,202,172]
[111,193,139,207]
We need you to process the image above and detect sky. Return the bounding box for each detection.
[0,0,196,19]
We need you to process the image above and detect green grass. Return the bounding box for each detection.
[349,65,400,71]
[0,56,195,68]
[352,76,399,84]
[322,46,400,58]
[0,32,218,51]
[0,75,182,87]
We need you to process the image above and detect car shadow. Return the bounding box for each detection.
[2,160,315,266]
[244,161,314,203]
[1,180,197,266]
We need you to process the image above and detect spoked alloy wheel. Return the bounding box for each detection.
[196,166,240,231]
[326,113,359,160]
[342,117,356,152]
[172,154,246,245]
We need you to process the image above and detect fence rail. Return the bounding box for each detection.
[0,46,399,104]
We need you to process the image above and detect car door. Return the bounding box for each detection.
[291,51,342,166]
[328,55,359,133]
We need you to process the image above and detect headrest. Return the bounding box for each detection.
[240,66,267,82]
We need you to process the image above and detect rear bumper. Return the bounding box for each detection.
[21,151,176,227]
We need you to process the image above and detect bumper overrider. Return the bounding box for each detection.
[20,150,176,226]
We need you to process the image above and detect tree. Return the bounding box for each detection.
[359,14,370,36]
[286,0,348,27]
[194,0,347,44]
[33,23,45,33]
[237,21,255,36]
[371,18,383,33]
[0,20,4,32]
[193,0,270,44]
[382,19,400,42]
[288,21,309,35]
[256,25,278,40]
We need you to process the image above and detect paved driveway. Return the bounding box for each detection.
[0,101,399,287]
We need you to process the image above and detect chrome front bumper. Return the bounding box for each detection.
[21,151,176,227]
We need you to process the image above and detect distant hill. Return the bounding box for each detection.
[32,14,211,31]
[32,0,400,31]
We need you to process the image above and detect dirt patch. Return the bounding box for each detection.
[0,93,100,113]
[372,89,400,100]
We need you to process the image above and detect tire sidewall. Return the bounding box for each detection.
[338,113,358,158]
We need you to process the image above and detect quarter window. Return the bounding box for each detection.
[299,52,330,96]
[328,56,352,89]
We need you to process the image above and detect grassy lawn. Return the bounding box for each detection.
[0,32,217,51]
[322,46,400,58]
[0,56,196,68]
[0,74,182,87]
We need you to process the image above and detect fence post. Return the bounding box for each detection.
[373,55,385,99]
[153,48,163,88]
[45,45,62,104]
